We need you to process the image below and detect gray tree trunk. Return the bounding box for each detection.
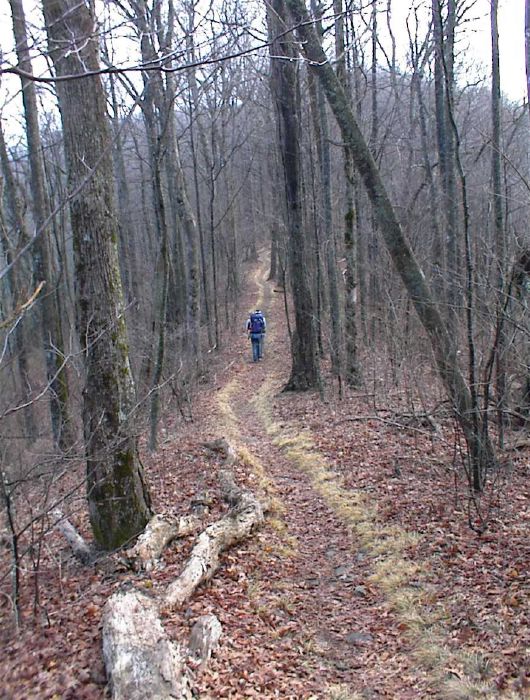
[433,0,459,331]
[368,0,380,343]
[309,0,342,384]
[108,72,138,308]
[281,0,497,477]
[526,0,530,118]
[268,0,321,390]
[410,34,443,300]
[43,0,152,549]
[0,124,37,440]
[185,8,214,349]
[334,0,361,387]
[491,0,507,445]
[9,0,73,449]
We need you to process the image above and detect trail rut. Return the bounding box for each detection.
[194,255,430,698]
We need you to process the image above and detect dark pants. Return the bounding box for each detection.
[250,333,261,361]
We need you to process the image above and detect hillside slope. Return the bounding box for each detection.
[0,252,528,699]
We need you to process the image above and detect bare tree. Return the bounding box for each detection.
[308,0,342,387]
[42,0,152,548]
[491,0,507,446]
[268,0,321,391]
[432,0,459,330]
[334,0,362,387]
[526,0,530,118]
[280,0,497,485]
[9,0,73,450]
[0,124,36,440]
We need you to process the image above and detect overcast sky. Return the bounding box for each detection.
[456,0,526,101]
[0,0,527,139]
[386,0,526,101]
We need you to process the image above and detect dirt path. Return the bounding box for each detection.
[190,255,431,698]
[2,252,526,699]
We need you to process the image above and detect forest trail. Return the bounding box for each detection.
[1,253,527,700]
[191,253,528,699]
[195,253,433,698]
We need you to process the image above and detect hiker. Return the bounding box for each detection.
[246,309,266,362]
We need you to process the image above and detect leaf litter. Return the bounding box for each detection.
[0,259,528,699]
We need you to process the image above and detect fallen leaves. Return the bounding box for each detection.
[1,268,529,700]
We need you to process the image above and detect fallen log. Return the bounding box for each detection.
[125,513,200,572]
[203,437,237,465]
[188,614,223,667]
[102,589,192,700]
[102,440,265,697]
[53,509,93,565]
[165,490,264,609]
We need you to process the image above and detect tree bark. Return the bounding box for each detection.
[309,0,342,383]
[526,0,530,120]
[102,590,192,700]
[433,0,459,331]
[53,510,93,565]
[186,8,215,350]
[125,513,200,572]
[280,0,497,473]
[107,72,138,308]
[0,124,37,440]
[43,0,152,549]
[165,489,264,609]
[334,0,362,387]
[160,6,202,369]
[268,0,321,391]
[491,0,507,445]
[9,0,73,449]
[409,31,443,300]
[102,442,262,696]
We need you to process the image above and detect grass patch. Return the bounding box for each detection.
[438,677,497,700]
[411,630,451,670]
[252,375,510,698]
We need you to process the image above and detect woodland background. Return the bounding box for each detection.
[0,0,529,697]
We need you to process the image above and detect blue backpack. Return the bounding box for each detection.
[250,312,264,333]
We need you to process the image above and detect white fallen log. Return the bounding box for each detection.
[188,614,222,667]
[102,590,192,700]
[165,491,264,609]
[218,468,242,505]
[53,509,93,564]
[102,440,265,697]
[125,513,199,572]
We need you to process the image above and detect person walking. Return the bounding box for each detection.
[246,309,266,361]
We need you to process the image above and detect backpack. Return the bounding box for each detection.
[249,312,264,334]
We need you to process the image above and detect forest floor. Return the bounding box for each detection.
[0,253,529,699]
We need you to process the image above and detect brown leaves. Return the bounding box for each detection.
[1,275,528,700]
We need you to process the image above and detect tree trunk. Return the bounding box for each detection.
[368,0,381,343]
[526,0,530,120]
[0,124,37,440]
[433,0,459,332]
[309,0,342,383]
[9,0,73,450]
[43,0,152,549]
[268,0,321,391]
[186,9,214,348]
[410,37,443,300]
[491,0,507,445]
[281,0,497,475]
[102,590,192,700]
[334,0,362,387]
[161,17,202,369]
[149,160,170,452]
[108,72,138,308]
